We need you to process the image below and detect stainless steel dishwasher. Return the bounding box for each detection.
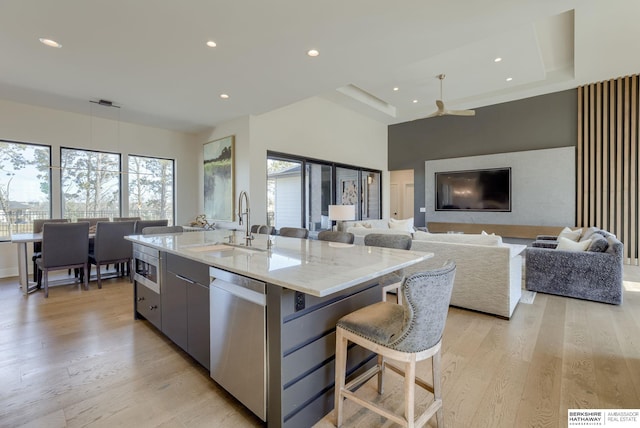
[209,267,267,421]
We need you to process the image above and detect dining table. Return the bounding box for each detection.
[10,231,95,295]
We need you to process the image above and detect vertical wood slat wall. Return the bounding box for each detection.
[578,74,639,264]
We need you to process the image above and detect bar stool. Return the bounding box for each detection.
[317,230,354,244]
[278,227,309,239]
[334,261,456,428]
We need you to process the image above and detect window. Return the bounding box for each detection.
[60,148,121,220]
[267,158,302,229]
[0,140,51,238]
[267,152,381,231]
[129,155,175,224]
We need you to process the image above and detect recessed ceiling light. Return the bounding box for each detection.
[506,77,513,82]
[206,40,217,48]
[412,99,418,103]
[220,93,229,99]
[307,49,319,57]
[393,87,399,91]
[494,57,502,63]
[39,38,62,48]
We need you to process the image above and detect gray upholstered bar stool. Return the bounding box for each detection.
[251,224,276,235]
[278,227,309,239]
[334,261,456,428]
[364,233,413,303]
[317,230,355,244]
[133,219,168,234]
[142,225,184,235]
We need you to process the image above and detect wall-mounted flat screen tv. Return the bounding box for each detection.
[435,167,511,212]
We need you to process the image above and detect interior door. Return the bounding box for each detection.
[390,184,400,219]
[390,169,414,219]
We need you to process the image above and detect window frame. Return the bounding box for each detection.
[127,153,176,224]
[59,146,122,220]
[0,139,52,238]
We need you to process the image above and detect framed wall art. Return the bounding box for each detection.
[204,135,235,221]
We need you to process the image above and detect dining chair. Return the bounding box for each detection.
[278,227,309,239]
[114,216,141,222]
[35,222,90,298]
[364,233,413,303]
[317,230,354,244]
[32,218,70,282]
[77,217,109,227]
[334,261,456,428]
[88,221,136,289]
[142,225,183,235]
[134,219,169,234]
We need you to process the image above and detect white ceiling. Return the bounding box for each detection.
[0,0,638,134]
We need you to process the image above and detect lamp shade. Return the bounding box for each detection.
[329,204,356,221]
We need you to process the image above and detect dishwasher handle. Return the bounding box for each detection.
[211,278,266,306]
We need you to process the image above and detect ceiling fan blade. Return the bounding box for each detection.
[421,110,442,119]
[445,109,476,116]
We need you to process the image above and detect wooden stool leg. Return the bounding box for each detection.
[377,354,385,394]
[433,349,444,427]
[334,328,348,427]
[404,358,416,427]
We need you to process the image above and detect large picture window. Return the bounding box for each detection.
[267,152,381,232]
[61,148,121,220]
[0,140,51,238]
[129,155,175,224]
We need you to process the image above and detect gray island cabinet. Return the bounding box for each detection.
[127,230,431,428]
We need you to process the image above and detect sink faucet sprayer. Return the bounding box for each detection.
[237,191,253,246]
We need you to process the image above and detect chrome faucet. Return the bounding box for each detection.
[237,190,253,246]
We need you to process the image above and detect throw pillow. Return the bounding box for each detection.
[389,217,414,233]
[580,226,599,241]
[412,231,432,240]
[558,226,582,242]
[481,230,496,236]
[587,234,609,252]
[557,236,591,252]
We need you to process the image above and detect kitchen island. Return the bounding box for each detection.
[126,229,432,428]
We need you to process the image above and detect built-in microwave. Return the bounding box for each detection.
[133,244,160,293]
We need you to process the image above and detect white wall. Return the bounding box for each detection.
[425,147,575,226]
[198,96,389,229]
[0,99,199,277]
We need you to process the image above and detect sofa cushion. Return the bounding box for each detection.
[413,231,502,246]
[587,234,609,252]
[352,222,372,228]
[389,217,414,233]
[559,227,582,242]
[557,236,591,251]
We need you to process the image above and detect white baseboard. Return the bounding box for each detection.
[0,267,18,279]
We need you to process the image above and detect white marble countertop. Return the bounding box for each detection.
[126,230,433,297]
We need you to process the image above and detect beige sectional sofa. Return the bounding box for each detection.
[356,230,524,318]
[339,219,413,242]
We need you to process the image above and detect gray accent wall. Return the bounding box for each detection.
[388,89,578,227]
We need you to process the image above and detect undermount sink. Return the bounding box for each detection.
[222,242,267,253]
[182,243,267,254]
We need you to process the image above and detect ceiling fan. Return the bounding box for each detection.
[423,74,475,118]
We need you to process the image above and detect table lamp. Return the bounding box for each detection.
[328,204,356,231]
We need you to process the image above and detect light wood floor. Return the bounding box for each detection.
[1,270,639,428]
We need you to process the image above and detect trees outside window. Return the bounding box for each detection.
[0,141,51,238]
[61,148,120,220]
[129,155,174,224]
